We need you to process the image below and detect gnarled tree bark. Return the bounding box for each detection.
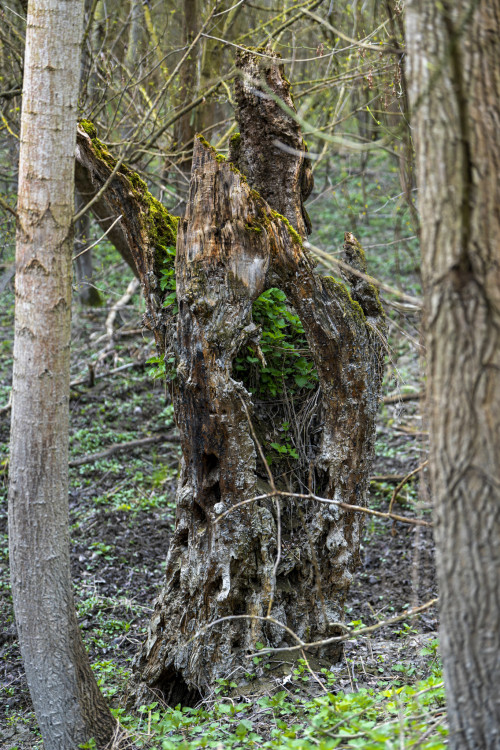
[407,1,500,747]
[133,52,385,703]
[74,52,385,705]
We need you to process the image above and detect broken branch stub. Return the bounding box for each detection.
[230,48,314,236]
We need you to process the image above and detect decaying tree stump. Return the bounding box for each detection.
[133,52,385,703]
[74,51,385,706]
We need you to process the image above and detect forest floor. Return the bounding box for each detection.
[0,159,445,749]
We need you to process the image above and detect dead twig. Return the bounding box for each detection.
[214,487,432,527]
[69,434,173,467]
[383,391,423,404]
[184,598,438,656]
[70,360,146,388]
[389,460,429,516]
[105,277,140,341]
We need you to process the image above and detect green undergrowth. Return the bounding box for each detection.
[81,656,446,750]
[151,249,319,397]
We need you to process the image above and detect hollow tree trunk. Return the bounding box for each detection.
[74,52,385,705]
[133,52,385,703]
[406,1,500,748]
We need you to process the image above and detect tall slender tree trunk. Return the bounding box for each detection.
[8,1,117,747]
[406,2,500,748]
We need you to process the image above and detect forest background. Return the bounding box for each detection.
[0,0,487,747]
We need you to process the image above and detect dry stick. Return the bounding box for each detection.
[214,489,432,528]
[0,195,17,217]
[69,360,146,388]
[300,648,328,695]
[237,396,282,619]
[184,598,438,657]
[389,460,429,517]
[238,395,275,489]
[72,213,123,260]
[105,277,140,340]
[394,425,428,436]
[371,474,409,483]
[136,77,231,157]
[383,391,423,404]
[68,434,170,468]
[302,8,392,52]
[252,597,439,657]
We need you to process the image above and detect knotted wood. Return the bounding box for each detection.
[133,134,385,702]
[72,52,385,705]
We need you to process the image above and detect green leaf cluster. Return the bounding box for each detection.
[159,245,177,311]
[234,288,318,397]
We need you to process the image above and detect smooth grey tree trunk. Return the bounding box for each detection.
[406,1,500,748]
[8,1,117,747]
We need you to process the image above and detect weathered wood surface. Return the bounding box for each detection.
[73,51,385,705]
[134,133,385,702]
[74,123,178,356]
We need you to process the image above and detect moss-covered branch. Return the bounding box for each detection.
[75,121,179,354]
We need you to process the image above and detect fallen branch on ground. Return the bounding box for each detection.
[69,434,174,467]
[70,360,147,389]
[383,391,423,404]
[389,459,429,516]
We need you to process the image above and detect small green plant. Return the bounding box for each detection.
[234,287,318,397]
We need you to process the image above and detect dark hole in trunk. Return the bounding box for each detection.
[152,668,202,707]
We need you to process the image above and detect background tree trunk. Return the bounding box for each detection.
[406,1,500,747]
[8,1,117,747]
[74,192,103,306]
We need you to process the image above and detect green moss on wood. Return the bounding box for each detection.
[78,119,116,169]
[79,120,178,273]
[323,276,366,324]
[245,222,263,233]
[196,134,226,163]
[270,210,304,247]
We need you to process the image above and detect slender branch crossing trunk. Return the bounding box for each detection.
[8,1,117,747]
[406,1,500,747]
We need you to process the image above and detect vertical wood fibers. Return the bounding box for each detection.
[407,1,500,747]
